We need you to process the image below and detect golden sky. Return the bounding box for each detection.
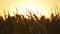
[0,0,60,18]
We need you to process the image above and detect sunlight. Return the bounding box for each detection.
[0,0,60,19]
[11,3,51,19]
[16,6,50,19]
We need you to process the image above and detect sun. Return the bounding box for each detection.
[14,5,50,19]
[8,0,51,19]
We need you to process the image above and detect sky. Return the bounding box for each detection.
[0,0,60,18]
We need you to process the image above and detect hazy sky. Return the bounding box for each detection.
[0,0,60,18]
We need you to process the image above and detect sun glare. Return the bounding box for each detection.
[0,0,58,19]
[14,6,50,19]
